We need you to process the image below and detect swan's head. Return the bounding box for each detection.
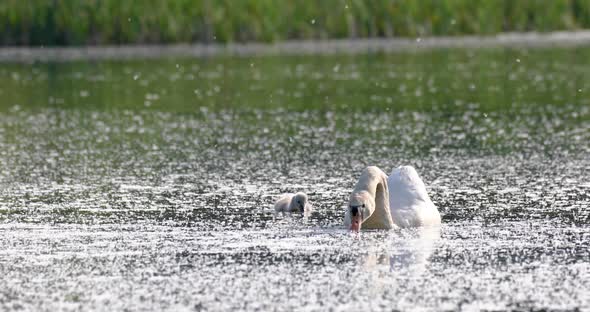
[290,192,309,213]
[348,192,373,232]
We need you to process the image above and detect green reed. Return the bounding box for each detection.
[0,0,588,46]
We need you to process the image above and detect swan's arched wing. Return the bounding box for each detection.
[387,166,440,227]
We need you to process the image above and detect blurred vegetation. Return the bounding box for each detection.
[1,0,590,46]
[2,47,589,114]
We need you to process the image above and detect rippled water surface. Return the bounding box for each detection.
[0,47,589,311]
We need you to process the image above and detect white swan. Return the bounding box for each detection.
[345,166,395,231]
[388,165,441,228]
[274,192,311,217]
[344,166,440,231]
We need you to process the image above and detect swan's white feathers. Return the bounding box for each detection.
[345,165,441,229]
[345,166,395,229]
[388,166,441,227]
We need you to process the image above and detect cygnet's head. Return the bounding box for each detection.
[348,192,373,232]
[290,192,309,213]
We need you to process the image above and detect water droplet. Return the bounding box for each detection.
[516,58,521,63]
[311,19,316,25]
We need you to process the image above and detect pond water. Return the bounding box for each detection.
[0,47,589,311]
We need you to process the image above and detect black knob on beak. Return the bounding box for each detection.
[351,205,359,216]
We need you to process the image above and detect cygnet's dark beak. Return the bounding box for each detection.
[299,203,305,212]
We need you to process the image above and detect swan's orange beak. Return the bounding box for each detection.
[350,215,361,232]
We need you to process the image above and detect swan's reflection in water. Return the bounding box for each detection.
[362,226,441,275]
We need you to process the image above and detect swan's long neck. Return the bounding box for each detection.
[352,167,395,229]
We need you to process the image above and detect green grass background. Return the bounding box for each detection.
[2,0,590,46]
